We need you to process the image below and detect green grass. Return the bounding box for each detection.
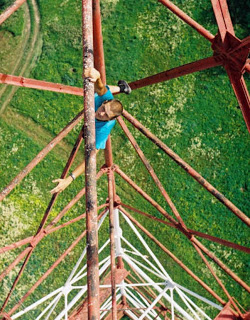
[0,0,249,318]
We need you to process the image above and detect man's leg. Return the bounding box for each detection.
[109,81,131,95]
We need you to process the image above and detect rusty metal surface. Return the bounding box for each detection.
[0,110,84,201]
[214,303,239,320]
[121,202,250,254]
[0,73,83,95]
[103,304,124,320]
[93,0,106,82]
[225,68,250,132]
[0,0,26,25]
[0,129,86,310]
[0,171,104,282]
[193,244,242,317]
[129,56,222,91]
[119,206,225,305]
[116,167,249,293]
[108,169,117,319]
[211,0,235,39]
[192,237,250,293]
[159,0,215,41]
[69,268,128,320]
[82,0,100,318]
[115,166,180,227]
[0,0,249,317]
[118,117,188,231]
[122,110,250,226]
[6,209,107,317]
[7,230,88,316]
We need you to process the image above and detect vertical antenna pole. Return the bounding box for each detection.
[93,2,118,317]
[82,0,100,319]
[92,0,113,167]
[108,169,118,319]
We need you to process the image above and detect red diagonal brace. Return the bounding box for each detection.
[226,67,250,132]
[211,0,235,41]
[214,302,238,320]
[0,0,26,25]
[159,0,215,42]
[69,268,129,319]
[129,56,222,90]
[0,73,83,96]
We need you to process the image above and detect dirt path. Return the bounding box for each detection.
[0,0,42,115]
[0,2,30,98]
[0,1,83,163]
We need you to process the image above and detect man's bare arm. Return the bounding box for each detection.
[95,77,107,96]
[50,149,99,194]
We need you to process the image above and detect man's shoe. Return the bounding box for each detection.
[118,80,132,95]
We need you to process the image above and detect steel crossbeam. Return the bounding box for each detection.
[0,1,249,319]
[0,0,26,25]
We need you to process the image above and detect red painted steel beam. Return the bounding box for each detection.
[114,166,179,228]
[0,236,33,255]
[122,111,250,227]
[7,210,107,317]
[0,171,103,287]
[211,0,235,40]
[0,73,83,96]
[102,304,124,320]
[1,127,87,312]
[0,184,106,256]
[82,1,100,319]
[7,230,87,317]
[0,110,84,201]
[69,269,128,319]
[108,169,117,320]
[193,244,242,317]
[120,203,250,254]
[116,168,249,293]
[125,278,166,315]
[192,237,250,293]
[93,1,123,301]
[229,36,250,55]
[93,0,106,82]
[119,207,225,305]
[129,56,222,90]
[226,67,250,132]
[127,273,168,313]
[0,169,103,312]
[92,0,114,171]
[118,117,188,231]
[47,204,107,235]
[0,247,31,282]
[0,249,33,312]
[214,302,238,320]
[0,0,26,25]
[37,126,85,236]
[158,0,215,42]
[117,170,249,293]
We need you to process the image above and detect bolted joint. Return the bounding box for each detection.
[30,230,46,248]
[114,195,121,207]
[100,164,108,173]
[0,313,12,320]
[112,164,119,172]
[212,33,249,73]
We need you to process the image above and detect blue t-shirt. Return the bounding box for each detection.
[95,87,116,149]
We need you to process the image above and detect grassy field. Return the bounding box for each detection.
[0,0,249,318]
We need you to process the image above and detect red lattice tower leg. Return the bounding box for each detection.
[0,1,249,320]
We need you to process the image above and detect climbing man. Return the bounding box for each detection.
[50,67,131,194]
